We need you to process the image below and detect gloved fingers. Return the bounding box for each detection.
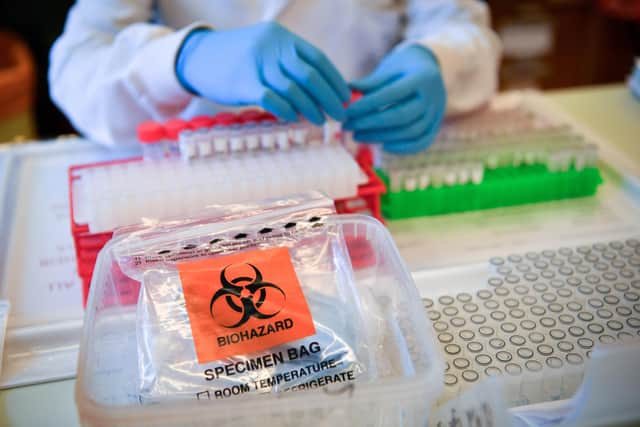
[342,96,423,131]
[263,65,325,124]
[345,76,417,119]
[381,111,443,154]
[281,51,346,122]
[353,112,432,143]
[258,88,298,122]
[294,40,351,103]
[349,66,394,94]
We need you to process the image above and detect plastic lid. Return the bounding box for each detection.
[215,112,240,126]
[259,111,279,123]
[347,91,363,105]
[238,109,264,124]
[137,121,165,144]
[164,119,190,140]
[189,115,216,130]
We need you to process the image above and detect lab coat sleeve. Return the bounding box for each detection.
[49,0,204,146]
[404,0,502,115]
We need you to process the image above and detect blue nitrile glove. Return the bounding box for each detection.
[176,22,351,125]
[344,44,446,154]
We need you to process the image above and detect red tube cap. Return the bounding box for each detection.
[238,109,264,123]
[215,112,240,126]
[137,121,165,144]
[190,115,216,130]
[164,119,190,140]
[347,91,363,106]
[259,111,278,122]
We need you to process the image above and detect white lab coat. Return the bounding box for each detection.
[49,0,501,147]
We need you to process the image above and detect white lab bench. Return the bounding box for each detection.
[1,85,639,427]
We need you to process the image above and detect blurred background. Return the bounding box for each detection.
[0,0,638,142]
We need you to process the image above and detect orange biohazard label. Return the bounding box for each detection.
[178,247,315,363]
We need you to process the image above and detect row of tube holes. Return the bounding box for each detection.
[155,216,325,255]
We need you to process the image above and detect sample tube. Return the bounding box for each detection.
[275,122,290,150]
[229,124,245,152]
[213,113,237,154]
[244,123,260,151]
[164,119,190,157]
[190,116,216,158]
[291,121,309,146]
[138,121,167,161]
[179,129,196,162]
[238,111,263,152]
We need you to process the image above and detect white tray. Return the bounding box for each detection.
[0,139,138,388]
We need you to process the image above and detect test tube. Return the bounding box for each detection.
[164,119,189,157]
[275,123,290,150]
[260,122,276,150]
[547,152,561,172]
[213,113,237,154]
[470,163,484,184]
[138,121,167,161]
[418,168,430,190]
[324,120,341,144]
[403,171,418,192]
[178,130,196,162]
[457,163,470,185]
[308,123,324,145]
[559,150,571,172]
[229,124,245,152]
[431,166,444,188]
[255,112,277,150]
[389,169,403,193]
[524,149,537,165]
[244,123,260,151]
[573,147,587,170]
[191,116,217,158]
[290,121,309,146]
[486,151,499,169]
[585,144,598,167]
[443,163,457,186]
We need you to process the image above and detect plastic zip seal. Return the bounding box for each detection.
[112,192,336,275]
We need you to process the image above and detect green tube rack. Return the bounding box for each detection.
[378,165,603,220]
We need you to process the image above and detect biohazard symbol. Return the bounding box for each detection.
[209,263,286,328]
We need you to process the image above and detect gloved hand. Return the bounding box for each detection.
[176,22,351,125]
[344,44,446,154]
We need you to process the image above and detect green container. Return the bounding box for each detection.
[378,165,603,220]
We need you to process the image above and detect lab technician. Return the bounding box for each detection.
[49,0,500,154]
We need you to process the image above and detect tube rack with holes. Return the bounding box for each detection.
[417,237,640,407]
[68,148,384,305]
[377,102,603,219]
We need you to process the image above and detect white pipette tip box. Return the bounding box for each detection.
[71,143,367,235]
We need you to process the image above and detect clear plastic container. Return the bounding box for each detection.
[75,199,443,427]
